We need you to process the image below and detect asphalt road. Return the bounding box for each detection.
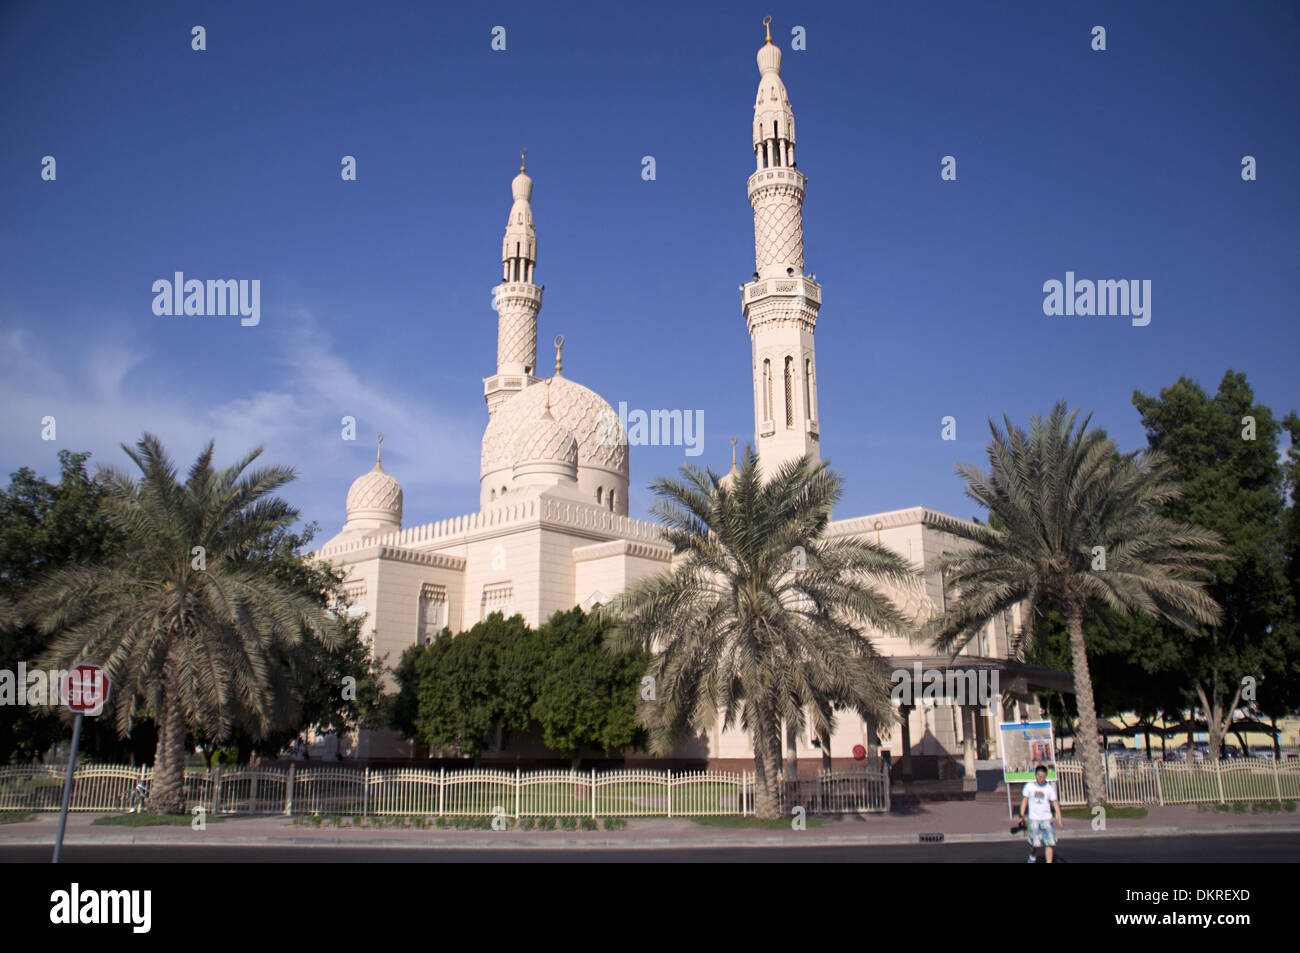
[4,831,1298,862]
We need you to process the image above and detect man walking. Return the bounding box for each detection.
[1020,764,1063,863]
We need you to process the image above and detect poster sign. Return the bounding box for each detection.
[998,720,1057,782]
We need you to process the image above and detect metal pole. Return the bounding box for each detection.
[52,713,84,864]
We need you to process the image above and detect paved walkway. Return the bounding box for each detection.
[5,801,1299,850]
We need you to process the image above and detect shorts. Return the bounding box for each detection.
[1027,819,1056,847]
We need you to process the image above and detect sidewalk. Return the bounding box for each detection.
[4,801,1299,850]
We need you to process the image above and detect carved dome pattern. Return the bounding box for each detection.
[513,415,578,469]
[482,377,628,477]
[346,465,403,520]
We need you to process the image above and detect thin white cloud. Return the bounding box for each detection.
[0,307,482,532]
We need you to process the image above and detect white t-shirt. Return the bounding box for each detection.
[1022,780,1057,820]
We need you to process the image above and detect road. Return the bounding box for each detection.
[3,831,1297,862]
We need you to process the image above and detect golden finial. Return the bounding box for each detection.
[763,15,772,44]
[554,334,565,375]
[730,436,738,470]
[520,148,527,173]
[543,379,554,420]
[376,433,385,468]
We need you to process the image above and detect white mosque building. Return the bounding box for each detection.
[314,23,1068,776]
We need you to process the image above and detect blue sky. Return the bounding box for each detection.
[1,0,1296,536]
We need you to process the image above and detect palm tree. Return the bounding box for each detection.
[923,404,1223,807]
[609,449,918,819]
[23,435,336,813]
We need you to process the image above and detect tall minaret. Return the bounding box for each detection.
[485,151,543,417]
[741,18,822,475]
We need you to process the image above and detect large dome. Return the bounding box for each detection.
[482,376,628,479]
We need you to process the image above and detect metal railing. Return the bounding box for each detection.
[0,763,890,817]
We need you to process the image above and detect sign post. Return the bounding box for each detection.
[52,664,110,864]
[997,720,1058,820]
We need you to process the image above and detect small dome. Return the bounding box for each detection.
[345,458,402,529]
[513,415,578,471]
[757,40,781,75]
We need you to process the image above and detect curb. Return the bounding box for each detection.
[3,822,1300,851]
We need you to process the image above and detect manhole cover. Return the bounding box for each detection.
[919,832,944,843]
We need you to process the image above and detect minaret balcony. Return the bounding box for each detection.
[742,276,821,307]
[483,373,538,397]
[747,166,806,196]
[492,283,544,307]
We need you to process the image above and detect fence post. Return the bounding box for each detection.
[438,767,445,817]
[249,771,259,814]
[666,768,672,818]
[515,768,521,821]
[285,762,295,816]
[1214,758,1225,803]
[363,766,370,817]
[1154,761,1164,807]
[1272,756,1282,803]
[591,768,597,820]
[211,763,222,816]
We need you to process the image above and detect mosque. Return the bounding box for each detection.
[314,23,1069,777]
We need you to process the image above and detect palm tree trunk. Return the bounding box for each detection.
[1065,605,1106,808]
[752,734,782,819]
[149,690,188,814]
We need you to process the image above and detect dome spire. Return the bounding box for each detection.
[543,379,554,420]
[553,333,564,376]
[763,14,772,45]
[375,433,384,469]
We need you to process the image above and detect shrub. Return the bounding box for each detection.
[539,816,557,830]
[579,816,597,831]
[560,816,578,830]
[520,817,536,830]
[603,816,627,831]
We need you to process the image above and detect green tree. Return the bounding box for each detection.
[923,404,1223,807]
[528,606,649,764]
[215,524,387,763]
[396,613,534,761]
[1132,372,1297,758]
[0,451,122,763]
[610,449,916,819]
[22,435,338,813]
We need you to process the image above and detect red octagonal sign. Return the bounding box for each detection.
[852,744,866,761]
[62,664,110,716]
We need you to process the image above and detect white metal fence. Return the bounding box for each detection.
[1054,757,1300,807]
[0,763,890,817]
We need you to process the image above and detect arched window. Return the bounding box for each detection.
[490,489,496,501]
[784,357,794,428]
[804,358,813,421]
[608,489,616,512]
[763,359,772,421]
[596,487,603,505]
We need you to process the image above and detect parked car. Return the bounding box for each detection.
[1173,742,1210,762]
[1248,746,1276,760]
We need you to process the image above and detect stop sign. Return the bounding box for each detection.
[62,664,110,716]
[852,744,866,760]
